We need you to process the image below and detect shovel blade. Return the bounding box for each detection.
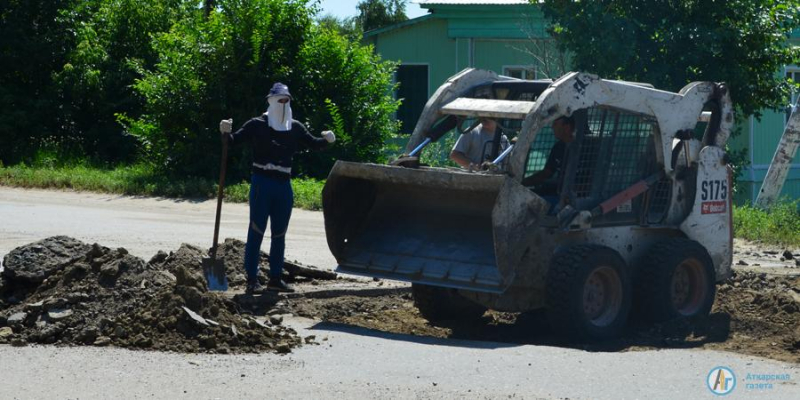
[202,256,229,291]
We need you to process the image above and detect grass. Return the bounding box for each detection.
[733,200,800,247]
[0,163,324,211]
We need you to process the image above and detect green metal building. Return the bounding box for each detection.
[364,0,800,203]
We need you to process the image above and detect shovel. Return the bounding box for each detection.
[202,126,230,291]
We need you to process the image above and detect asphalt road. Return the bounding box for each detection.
[0,187,336,269]
[1,187,798,399]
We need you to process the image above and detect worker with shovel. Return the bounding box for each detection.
[220,83,335,294]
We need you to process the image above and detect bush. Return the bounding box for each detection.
[1,0,400,182]
[0,0,79,164]
[291,26,400,176]
[734,200,800,246]
[124,0,400,180]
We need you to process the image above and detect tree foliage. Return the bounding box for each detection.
[291,26,400,177]
[0,0,400,180]
[124,0,400,179]
[56,0,191,163]
[355,0,408,32]
[541,0,800,119]
[0,0,79,164]
[317,13,360,39]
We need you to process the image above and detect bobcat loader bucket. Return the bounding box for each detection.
[323,161,549,293]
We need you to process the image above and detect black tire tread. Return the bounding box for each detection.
[634,238,716,321]
[546,244,631,339]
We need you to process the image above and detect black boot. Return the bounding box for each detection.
[246,279,266,295]
[267,278,295,293]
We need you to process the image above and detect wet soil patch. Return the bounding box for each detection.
[285,270,800,363]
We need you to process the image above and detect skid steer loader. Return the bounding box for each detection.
[323,69,734,339]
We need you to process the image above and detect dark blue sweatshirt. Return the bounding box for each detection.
[227,114,329,180]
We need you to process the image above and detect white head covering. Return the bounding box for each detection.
[266,95,292,131]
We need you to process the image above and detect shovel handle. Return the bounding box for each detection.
[211,136,228,257]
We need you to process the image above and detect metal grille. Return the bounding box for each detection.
[647,177,672,223]
[572,107,656,207]
[524,125,557,176]
[603,112,653,196]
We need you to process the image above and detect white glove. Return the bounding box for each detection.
[322,130,336,143]
[219,118,233,134]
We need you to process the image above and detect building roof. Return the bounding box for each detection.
[414,0,529,4]
[363,14,436,38]
[365,1,541,39]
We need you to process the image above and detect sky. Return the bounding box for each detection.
[316,0,428,20]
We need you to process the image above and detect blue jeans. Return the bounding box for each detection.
[244,174,293,282]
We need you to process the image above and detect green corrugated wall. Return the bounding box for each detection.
[371,18,454,96]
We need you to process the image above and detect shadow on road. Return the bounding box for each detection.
[308,321,522,350]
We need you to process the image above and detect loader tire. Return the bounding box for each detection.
[545,244,631,340]
[412,284,487,322]
[635,238,716,322]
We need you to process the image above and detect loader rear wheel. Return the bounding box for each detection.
[635,238,716,321]
[546,245,631,340]
[412,284,487,322]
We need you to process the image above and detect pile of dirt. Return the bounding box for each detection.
[149,238,335,289]
[0,237,307,353]
[710,270,800,361]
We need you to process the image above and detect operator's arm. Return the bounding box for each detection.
[522,141,563,186]
[296,121,334,151]
[449,133,473,168]
[449,150,472,168]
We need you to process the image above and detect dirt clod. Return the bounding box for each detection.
[0,327,13,338]
[2,236,91,285]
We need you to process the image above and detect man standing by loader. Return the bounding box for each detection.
[220,83,335,294]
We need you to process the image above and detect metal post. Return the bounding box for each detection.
[755,99,800,209]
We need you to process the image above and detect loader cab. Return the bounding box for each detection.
[522,106,672,226]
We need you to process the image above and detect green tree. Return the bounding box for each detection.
[55,0,191,163]
[0,0,191,165]
[291,26,400,176]
[317,13,360,39]
[0,0,79,164]
[541,0,800,120]
[123,0,313,178]
[125,0,400,179]
[355,0,408,32]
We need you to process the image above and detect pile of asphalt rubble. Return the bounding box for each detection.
[0,236,321,354]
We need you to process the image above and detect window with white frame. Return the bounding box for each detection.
[787,68,799,124]
[503,66,536,80]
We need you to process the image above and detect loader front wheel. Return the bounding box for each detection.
[546,245,631,340]
[635,238,716,321]
[412,284,487,322]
